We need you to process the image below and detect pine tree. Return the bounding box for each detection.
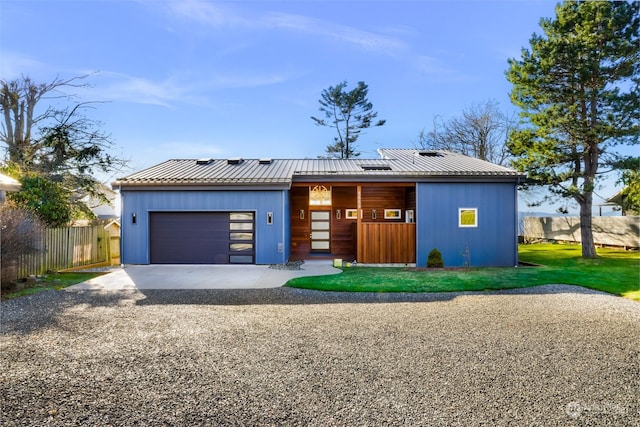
[311,81,385,159]
[506,1,639,258]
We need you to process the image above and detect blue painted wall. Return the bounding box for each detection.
[416,182,518,267]
[121,190,289,265]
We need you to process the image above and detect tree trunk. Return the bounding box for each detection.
[578,193,598,258]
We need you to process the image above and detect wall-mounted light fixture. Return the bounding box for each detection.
[336,209,341,219]
[299,209,305,220]
[132,212,137,224]
[267,212,273,225]
[372,209,377,220]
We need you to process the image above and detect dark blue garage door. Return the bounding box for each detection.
[149,212,254,264]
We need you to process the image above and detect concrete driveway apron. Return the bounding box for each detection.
[66,260,340,291]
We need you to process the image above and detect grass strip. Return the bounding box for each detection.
[1,272,104,300]
[286,243,640,300]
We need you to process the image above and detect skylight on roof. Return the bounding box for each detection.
[196,158,213,165]
[227,157,243,165]
[361,164,392,171]
[418,151,443,157]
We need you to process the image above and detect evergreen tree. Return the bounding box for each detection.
[506,1,639,258]
[311,81,385,159]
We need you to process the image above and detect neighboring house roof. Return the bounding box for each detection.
[606,188,626,206]
[81,183,118,219]
[606,187,638,215]
[113,149,522,190]
[0,173,21,192]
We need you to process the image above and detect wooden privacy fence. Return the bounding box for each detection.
[14,224,110,279]
[357,223,416,264]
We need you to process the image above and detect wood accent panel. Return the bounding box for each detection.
[290,183,415,261]
[331,186,357,258]
[357,223,416,263]
[361,186,407,222]
[405,187,416,211]
[290,186,309,255]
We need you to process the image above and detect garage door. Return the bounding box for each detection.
[149,212,254,264]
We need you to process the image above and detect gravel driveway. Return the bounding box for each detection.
[2,285,639,426]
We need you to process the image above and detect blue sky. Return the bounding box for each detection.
[0,0,626,213]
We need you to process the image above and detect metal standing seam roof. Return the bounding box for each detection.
[112,149,523,188]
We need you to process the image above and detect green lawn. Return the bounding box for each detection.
[1,272,104,300]
[286,243,640,301]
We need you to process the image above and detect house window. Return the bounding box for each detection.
[459,208,478,228]
[309,185,331,206]
[384,209,402,219]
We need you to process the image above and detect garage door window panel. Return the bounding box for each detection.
[230,232,253,241]
[229,212,255,264]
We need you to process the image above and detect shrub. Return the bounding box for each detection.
[7,174,73,227]
[427,248,444,268]
[1,206,44,285]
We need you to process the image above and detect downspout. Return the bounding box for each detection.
[515,177,520,267]
[115,184,124,267]
[282,189,287,264]
[415,183,420,267]
[356,184,362,262]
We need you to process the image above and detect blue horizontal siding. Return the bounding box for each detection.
[121,190,288,265]
[416,182,518,267]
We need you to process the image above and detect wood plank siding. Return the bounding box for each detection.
[290,183,415,263]
[290,186,311,256]
[360,186,415,222]
[331,186,357,258]
[357,223,416,264]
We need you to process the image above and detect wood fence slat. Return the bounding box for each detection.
[13,224,109,278]
[358,223,416,263]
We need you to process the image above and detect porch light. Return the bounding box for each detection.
[336,209,341,219]
[299,209,305,220]
[132,212,137,224]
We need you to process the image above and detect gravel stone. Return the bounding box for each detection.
[1,285,639,426]
[269,260,305,270]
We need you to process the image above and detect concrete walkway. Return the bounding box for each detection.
[66,260,341,291]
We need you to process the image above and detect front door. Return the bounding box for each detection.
[310,210,331,253]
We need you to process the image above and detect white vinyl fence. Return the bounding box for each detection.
[522,216,640,249]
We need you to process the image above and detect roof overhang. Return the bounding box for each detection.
[291,173,522,184]
[114,182,292,191]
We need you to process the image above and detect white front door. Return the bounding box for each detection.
[310,210,331,253]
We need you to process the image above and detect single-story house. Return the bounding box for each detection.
[113,148,523,267]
